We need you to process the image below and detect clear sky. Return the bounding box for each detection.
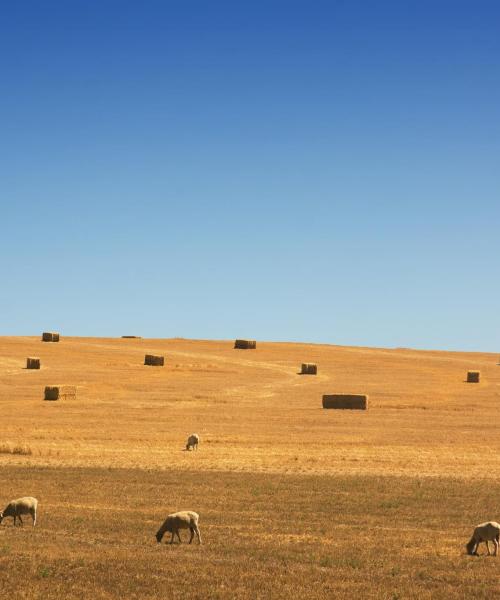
[1,1,499,351]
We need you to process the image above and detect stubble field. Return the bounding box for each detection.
[0,336,499,598]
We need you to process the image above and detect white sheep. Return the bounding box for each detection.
[0,497,38,527]
[155,510,201,544]
[466,521,500,556]
[186,433,199,451]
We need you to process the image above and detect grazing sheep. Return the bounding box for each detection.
[156,511,201,544]
[0,497,38,527]
[466,521,500,556]
[186,433,200,451]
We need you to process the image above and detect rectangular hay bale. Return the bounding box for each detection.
[44,386,60,401]
[322,394,368,410]
[26,357,40,369]
[42,332,60,342]
[301,363,317,375]
[234,339,256,349]
[60,386,76,399]
[466,370,480,383]
[144,354,165,366]
[44,385,76,401]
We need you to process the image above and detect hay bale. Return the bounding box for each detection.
[144,354,164,366]
[467,370,480,383]
[60,386,76,399]
[234,339,256,349]
[26,357,40,370]
[322,394,368,410]
[42,332,60,342]
[300,363,317,375]
[44,385,76,401]
[121,335,141,339]
[44,386,60,401]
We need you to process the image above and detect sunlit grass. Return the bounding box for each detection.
[0,466,498,599]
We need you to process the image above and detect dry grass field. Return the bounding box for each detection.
[1,336,499,598]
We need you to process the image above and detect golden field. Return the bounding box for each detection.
[0,336,499,598]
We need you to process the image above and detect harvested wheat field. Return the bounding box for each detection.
[1,336,499,599]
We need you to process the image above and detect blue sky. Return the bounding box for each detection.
[1,1,499,350]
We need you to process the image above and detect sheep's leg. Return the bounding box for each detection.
[176,530,182,543]
[31,510,36,527]
[493,539,499,556]
[18,515,23,526]
[13,515,17,526]
[485,541,491,556]
[194,525,202,544]
[189,527,194,544]
[169,531,175,544]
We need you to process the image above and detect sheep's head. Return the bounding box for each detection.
[155,531,163,543]
[465,539,477,555]
[0,512,3,524]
